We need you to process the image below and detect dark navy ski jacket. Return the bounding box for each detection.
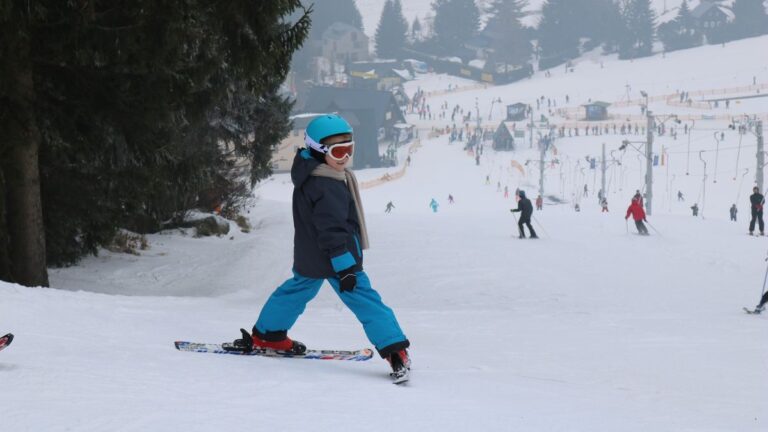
[291,149,364,279]
[512,192,533,222]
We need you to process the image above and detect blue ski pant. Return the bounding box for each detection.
[255,270,407,353]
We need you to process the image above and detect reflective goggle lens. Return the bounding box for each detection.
[328,142,354,160]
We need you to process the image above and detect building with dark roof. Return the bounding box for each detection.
[690,1,734,42]
[582,101,611,121]
[298,86,407,169]
[506,103,529,121]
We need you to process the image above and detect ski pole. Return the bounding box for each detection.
[645,220,662,237]
[759,250,768,301]
[532,215,550,238]
[510,208,518,235]
[625,218,629,235]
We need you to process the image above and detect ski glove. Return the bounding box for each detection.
[338,267,357,293]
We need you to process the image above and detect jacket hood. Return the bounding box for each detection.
[291,149,321,187]
[518,191,526,199]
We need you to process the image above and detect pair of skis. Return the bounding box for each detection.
[174,338,410,385]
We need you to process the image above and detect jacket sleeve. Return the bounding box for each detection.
[309,182,356,272]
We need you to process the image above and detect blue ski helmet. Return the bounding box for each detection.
[305,114,353,154]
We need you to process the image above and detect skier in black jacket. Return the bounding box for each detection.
[749,186,765,235]
[511,190,538,239]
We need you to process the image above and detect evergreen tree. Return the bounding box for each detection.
[484,0,532,66]
[731,0,768,39]
[658,0,702,51]
[0,1,310,285]
[538,0,580,65]
[596,0,629,53]
[432,0,480,54]
[620,0,657,58]
[375,0,409,58]
[411,17,423,41]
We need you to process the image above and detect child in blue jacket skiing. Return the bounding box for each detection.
[230,114,410,382]
[430,198,439,213]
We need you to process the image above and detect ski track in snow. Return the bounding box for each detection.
[2,35,768,432]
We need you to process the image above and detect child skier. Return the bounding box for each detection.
[229,114,410,382]
[626,196,649,235]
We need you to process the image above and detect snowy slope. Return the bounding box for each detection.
[2,36,768,432]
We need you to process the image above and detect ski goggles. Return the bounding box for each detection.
[304,134,354,160]
[326,141,354,161]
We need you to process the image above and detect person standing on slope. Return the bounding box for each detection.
[385,201,395,213]
[230,114,410,381]
[511,190,538,239]
[626,196,649,235]
[749,186,765,235]
[730,204,737,222]
[430,198,439,213]
[535,194,543,210]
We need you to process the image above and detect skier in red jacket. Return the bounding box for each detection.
[625,196,649,235]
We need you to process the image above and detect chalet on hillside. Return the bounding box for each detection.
[319,22,369,64]
[301,87,407,169]
[691,1,734,41]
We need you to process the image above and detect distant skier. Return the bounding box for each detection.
[574,203,581,212]
[504,186,509,199]
[510,190,538,239]
[601,197,609,213]
[385,201,395,213]
[690,203,699,217]
[730,204,737,222]
[677,190,684,201]
[749,186,765,235]
[448,194,455,204]
[583,184,588,197]
[430,198,439,213]
[535,194,543,210]
[626,196,649,235]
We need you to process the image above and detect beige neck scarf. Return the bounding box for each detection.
[311,164,370,250]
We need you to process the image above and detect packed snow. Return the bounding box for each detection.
[2,35,768,432]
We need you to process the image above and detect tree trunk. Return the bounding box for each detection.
[0,171,11,281]
[1,30,49,287]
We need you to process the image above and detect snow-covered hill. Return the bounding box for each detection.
[1,33,767,432]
